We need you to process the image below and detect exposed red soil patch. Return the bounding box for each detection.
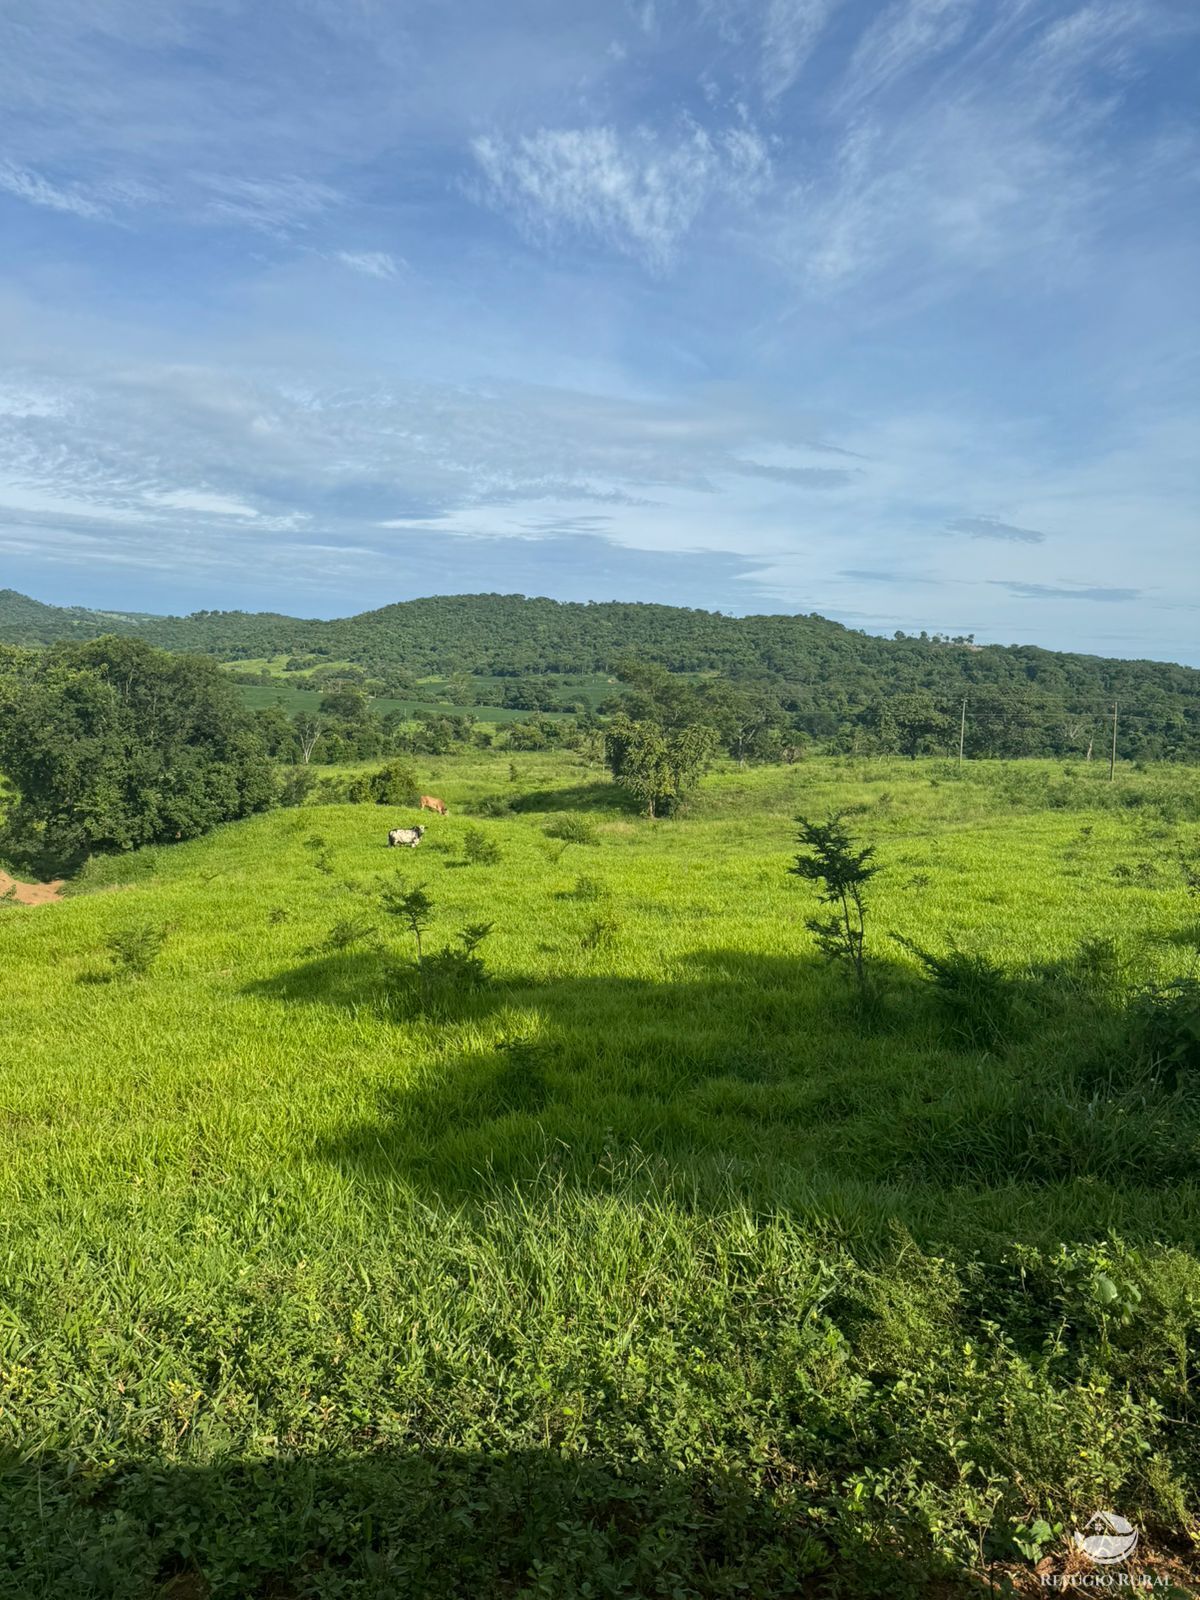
[0,869,63,905]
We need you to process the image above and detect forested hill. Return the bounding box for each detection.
[2,587,1198,716]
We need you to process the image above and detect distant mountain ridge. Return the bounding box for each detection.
[0,589,163,640]
[2,589,1198,729]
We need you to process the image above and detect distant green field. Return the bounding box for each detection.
[225,656,619,706]
[3,754,1199,1596]
[233,681,550,723]
[228,660,617,725]
[221,654,347,678]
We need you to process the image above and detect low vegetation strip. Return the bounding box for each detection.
[1,753,1198,1596]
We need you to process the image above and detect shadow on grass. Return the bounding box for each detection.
[0,1444,1004,1600]
[506,781,641,815]
[244,947,1200,1239]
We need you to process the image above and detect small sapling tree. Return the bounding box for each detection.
[378,877,494,1008]
[789,813,878,994]
[105,922,170,978]
[381,883,434,968]
[423,922,494,997]
[462,826,502,866]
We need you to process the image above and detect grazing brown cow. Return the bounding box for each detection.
[419,795,448,816]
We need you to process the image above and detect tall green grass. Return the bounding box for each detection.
[1,755,1198,1596]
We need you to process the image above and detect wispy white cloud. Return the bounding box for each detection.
[333,250,403,280]
[145,489,260,517]
[0,159,108,219]
[765,1,1185,293]
[839,0,976,109]
[199,174,341,233]
[471,121,770,269]
[727,458,857,487]
[700,0,839,100]
[762,0,840,100]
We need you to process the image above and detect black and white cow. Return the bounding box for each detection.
[387,825,426,849]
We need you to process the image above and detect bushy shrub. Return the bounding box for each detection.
[893,935,1014,1050]
[346,760,420,806]
[544,813,599,845]
[566,874,608,902]
[303,834,335,875]
[470,794,514,818]
[581,910,620,951]
[105,922,169,977]
[317,917,377,953]
[462,826,502,866]
[277,766,317,807]
[1125,978,1200,1091]
[489,1035,552,1113]
[417,923,494,1001]
[1032,936,1123,997]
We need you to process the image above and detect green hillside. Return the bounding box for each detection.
[5,586,1200,763]
[0,587,162,643]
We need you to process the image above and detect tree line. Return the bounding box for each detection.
[1,629,1198,869]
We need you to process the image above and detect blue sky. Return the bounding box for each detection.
[0,1,1196,660]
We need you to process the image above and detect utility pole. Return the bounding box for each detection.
[958,697,967,764]
[1109,701,1118,781]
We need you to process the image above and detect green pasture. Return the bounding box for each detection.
[2,754,1199,1596]
[227,660,613,721]
[232,681,541,723]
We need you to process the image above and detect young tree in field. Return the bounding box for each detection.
[789,813,879,993]
[380,882,434,967]
[605,714,717,818]
[0,636,275,864]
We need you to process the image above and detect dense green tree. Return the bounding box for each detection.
[699,681,789,764]
[252,704,300,760]
[507,716,558,751]
[318,686,369,722]
[396,712,474,756]
[0,636,274,863]
[345,760,419,806]
[887,691,953,758]
[605,714,717,817]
